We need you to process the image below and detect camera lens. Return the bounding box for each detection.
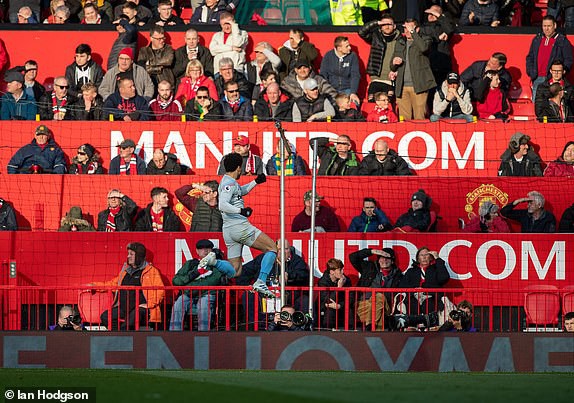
[279,311,292,321]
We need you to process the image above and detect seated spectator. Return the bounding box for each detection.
[190,0,227,24]
[183,86,222,121]
[291,190,341,232]
[320,36,361,105]
[476,71,510,121]
[218,80,253,121]
[21,60,46,102]
[545,141,574,177]
[394,189,432,232]
[500,191,556,233]
[137,25,175,89]
[146,148,182,175]
[281,60,337,100]
[43,0,64,23]
[58,206,95,231]
[49,306,83,331]
[366,91,398,123]
[265,140,306,176]
[535,60,573,119]
[310,134,359,176]
[334,93,365,122]
[7,125,66,174]
[209,12,248,72]
[175,181,223,232]
[498,132,543,177]
[149,80,183,121]
[64,44,104,99]
[318,258,352,329]
[461,52,511,103]
[251,69,278,102]
[17,6,39,24]
[103,77,151,121]
[148,0,184,26]
[430,72,473,123]
[97,189,137,231]
[0,197,18,231]
[113,0,151,25]
[459,0,500,27]
[253,83,293,121]
[175,60,218,106]
[292,78,336,123]
[564,312,574,332]
[109,138,146,175]
[38,76,75,121]
[91,242,164,330]
[348,197,392,232]
[1,69,37,121]
[268,305,307,331]
[80,2,112,24]
[51,5,71,24]
[69,143,103,174]
[217,135,263,175]
[358,139,412,176]
[278,29,318,80]
[213,57,252,100]
[135,187,182,232]
[537,83,573,123]
[462,200,510,233]
[100,48,155,102]
[72,83,105,121]
[173,28,214,81]
[245,41,281,88]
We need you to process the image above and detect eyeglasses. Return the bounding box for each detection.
[196,95,208,99]
[77,152,87,156]
[226,89,239,93]
[55,84,69,89]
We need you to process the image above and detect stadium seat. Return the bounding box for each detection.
[263,7,283,25]
[78,290,113,331]
[523,285,561,330]
[284,7,306,24]
[561,285,574,315]
[180,8,193,24]
[427,211,440,232]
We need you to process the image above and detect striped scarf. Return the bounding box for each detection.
[106,206,121,232]
[74,161,99,174]
[274,154,294,175]
[52,93,67,117]
[244,152,257,175]
[119,157,138,175]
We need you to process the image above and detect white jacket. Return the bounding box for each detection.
[209,22,248,71]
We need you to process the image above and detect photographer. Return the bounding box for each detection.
[268,305,307,331]
[50,306,83,331]
[438,300,477,332]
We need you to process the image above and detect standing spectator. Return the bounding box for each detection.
[394,189,432,232]
[545,141,574,176]
[366,91,398,123]
[58,207,95,231]
[134,187,183,232]
[103,77,151,121]
[69,143,103,174]
[459,0,500,26]
[175,60,218,105]
[348,197,391,232]
[537,82,573,122]
[38,76,75,121]
[209,12,248,72]
[461,52,511,102]
[65,43,104,99]
[22,60,46,103]
[109,138,146,175]
[72,83,105,121]
[281,60,337,100]
[334,93,365,122]
[107,14,138,71]
[318,258,352,329]
[213,58,252,100]
[148,0,184,26]
[389,0,426,23]
[265,140,306,176]
[292,78,336,123]
[498,132,543,176]
[358,13,401,102]
[183,86,222,121]
[444,0,466,23]
[1,70,37,121]
[0,198,18,231]
[526,15,573,102]
[253,83,293,122]
[100,48,155,102]
[190,0,227,24]
[462,200,510,233]
[320,36,361,105]
[559,202,574,232]
[137,26,175,90]
[535,60,573,118]
[149,80,183,121]
[390,18,436,120]
[175,181,223,232]
[146,148,182,175]
[216,135,263,176]
[97,189,138,232]
[7,125,67,174]
[218,80,253,121]
[547,0,574,29]
[500,191,556,233]
[244,41,281,89]
[278,29,319,80]
[311,134,360,176]
[291,190,341,233]
[476,71,511,121]
[359,139,411,175]
[173,28,214,81]
[430,72,474,122]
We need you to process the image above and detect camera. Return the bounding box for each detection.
[279,310,311,328]
[64,314,82,329]
[449,310,465,321]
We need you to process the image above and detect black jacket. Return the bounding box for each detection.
[535,78,573,118]
[358,20,401,77]
[358,149,412,176]
[64,59,105,98]
[460,60,512,102]
[498,149,543,177]
[0,199,18,231]
[218,97,253,121]
[317,272,352,329]
[146,153,182,175]
[134,203,182,232]
[213,70,253,100]
[184,98,222,121]
[253,93,293,121]
[311,137,360,176]
[97,195,138,232]
[536,99,574,123]
[559,203,574,233]
[500,204,556,233]
[419,15,456,84]
[173,44,214,80]
[399,257,450,314]
[37,93,76,121]
[395,208,431,232]
[350,248,402,289]
[70,95,105,121]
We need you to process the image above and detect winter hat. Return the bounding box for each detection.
[196,239,214,249]
[78,144,95,159]
[118,47,134,60]
[508,132,530,153]
[68,206,83,219]
[411,189,429,207]
[127,242,146,263]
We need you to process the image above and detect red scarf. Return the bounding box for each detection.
[244,151,257,174]
[52,92,67,117]
[75,161,99,174]
[106,206,121,232]
[119,157,138,175]
[150,209,164,232]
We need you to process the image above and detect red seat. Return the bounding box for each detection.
[284,7,306,24]
[78,290,113,329]
[180,8,193,24]
[524,285,560,328]
[561,285,574,315]
[263,7,283,25]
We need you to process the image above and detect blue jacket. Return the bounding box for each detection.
[103,93,151,121]
[319,49,361,94]
[1,92,38,121]
[218,96,253,121]
[526,32,574,81]
[108,154,147,175]
[7,138,67,174]
[459,0,499,26]
[348,209,391,232]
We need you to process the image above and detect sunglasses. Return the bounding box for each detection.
[77,151,87,156]
[226,89,239,93]
[380,23,393,26]
[196,95,208,99]
[55,84,69,89]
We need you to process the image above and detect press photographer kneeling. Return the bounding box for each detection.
[268,305,311,331]
[438,300,477,332]
[51,306,84,331]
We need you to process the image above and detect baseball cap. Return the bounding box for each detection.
[4,70,24,84]
[447,72,460,84]
[119,139,136,148]
[196,239,214,249]
[303,78,318,90]
[234,135,249,146]
[303,190,324,202]
[35,125,51,136]
[295,60,310,69]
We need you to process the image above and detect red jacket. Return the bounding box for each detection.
[175,75,218,105]
[544,159,574,177]
[367,106,398,123]
[463,215,510,233]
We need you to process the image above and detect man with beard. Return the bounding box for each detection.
[149,80,183,121]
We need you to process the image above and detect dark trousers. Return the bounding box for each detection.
[100,306,148,330]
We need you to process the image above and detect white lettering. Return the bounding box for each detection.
[196,131,222,169]
[164,131,191,168]
[439,337,470,372]
[398,131,437,170]
[440,240,472,280]
[90,336,133,368]
[366,337,423,371]
[484,337,515,372]
[521,241,565,280]
[441,131,484,170]
[476,240,516,280]
[147,336,181,369]
[275,335,355,370]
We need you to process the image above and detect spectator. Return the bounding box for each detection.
[97,189,138,231]
[38,76,75,121]
[318,258,352,329]
[149,80,183,121]
[526,15,573,102]
[16,6,39,23]
[366,91,398,123]
[146,148,182,175]
[310,134,360,176]
[43,0,64,23]
[107,13,138,71]
[245,41,281,88]
[113,0,151,24]
[444,0,466,23]
[100,48,155,102]
[175,181,223,232]
[217,135,263,176]
[253,82,293,121]
[69,143,103,174]
[430,72,474,122]
[547,0,574,29]
[537,83,573,122]
[173,28,214,81]
[0,197,18,231]
[51,5,71,23]
[209,12,248,72]
[268,305,307,331]
[137,25,175,90]
[103,77,151,121]
[281,60,337,101]
[58,206,95,231]
[265,140,306,176]
[500,191,556,233]
[334,93,365,122]
[462,200,510,233]
[7,125,67,174]
[251,69,279,102]
[72,83,105,121]
[420,4,456,88]
[170,240,235,331]
[1,69,37,121]
[175,60,218,105]
[390,18,436,120]
[292,78,336,123]
[498,132,543,176]
[184,86,222,121]
[358,14,401,102]
[320,36,361,105]
[109,138,146,175]
[134,187,183,232]
[459,0,500,26]
[80,2,112,24]
[91,242,164,330]
[213,57,253,100]
[148,0,184,26]
[394,189,432,232]
[545,141,574,176]
[190,0,227,24]
[291,190,341,232]
[476,71,511,121]
[535,60,573,119]
[218,80,253,121]
[564,311,574,332]
[22,60,46,102]
[461,52,511,102]
[8,1,39,22]
[64,44,104,99]
[278,29,318,80]
[348,197,392,232]
[358,139,412,176]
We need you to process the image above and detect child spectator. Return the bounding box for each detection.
[334,93,364,121]
[367,92,398,123]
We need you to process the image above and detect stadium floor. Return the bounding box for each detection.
[0,369,572,402]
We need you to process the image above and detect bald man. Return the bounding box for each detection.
[253,82,293,121]
[358,139,412,175]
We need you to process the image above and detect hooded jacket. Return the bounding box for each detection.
[311,137,359,176]
[278,40,318,79]
[58,207,95,231]
[64,59,105,98]
[544,141,574,176]
[0,199,18,231]
[498,149,543,176]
